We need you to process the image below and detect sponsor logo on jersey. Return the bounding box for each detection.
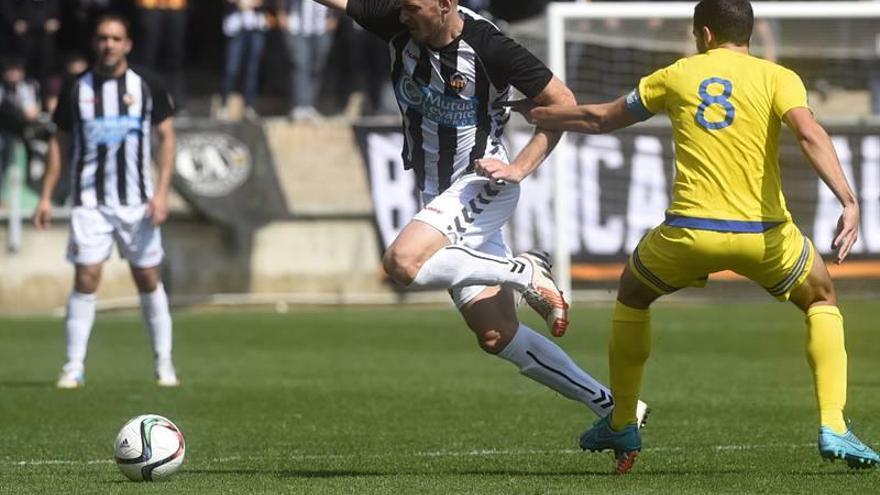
[396,74,478,128]
[84,116,142,145]
[175,133,251,197]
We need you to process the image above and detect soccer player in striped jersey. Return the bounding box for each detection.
[312,0,648,433]
[502,0,879,473]
[32,14,179,389]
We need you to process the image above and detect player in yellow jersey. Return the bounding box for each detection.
[479,0,879,474]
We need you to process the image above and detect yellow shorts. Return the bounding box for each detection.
[629,221,815,301]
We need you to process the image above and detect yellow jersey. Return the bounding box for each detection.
[629,48,808,226]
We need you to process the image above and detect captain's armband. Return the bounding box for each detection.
[624,89,654,122]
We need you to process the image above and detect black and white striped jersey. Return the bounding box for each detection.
[53,68,174,208]
[347,0,552,195]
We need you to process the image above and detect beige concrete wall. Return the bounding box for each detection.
[0,122,391,315]
[0,225,145,313]
[264,119,374,215]
[1,217,387,314]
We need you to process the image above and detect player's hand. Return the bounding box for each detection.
[496,98,539,122]
[32,199,52,229]
[474,158,522,184]
[832,203,859,263]
[146,194,169,226]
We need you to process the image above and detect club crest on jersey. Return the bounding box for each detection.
[447,72,467,94]
[122,93,135,108]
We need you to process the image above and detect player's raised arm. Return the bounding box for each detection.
[475,76,575,183]
[505,94,643,135]
[783,107,860,263]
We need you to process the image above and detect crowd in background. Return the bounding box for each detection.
[0,0,546,125]
[0,0,877,128]
[0,0,555,203]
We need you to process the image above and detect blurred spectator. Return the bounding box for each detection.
[135,0,187,112]
[1,0,61,86]
[67,0,115,53]
[340,17,393,116]
[280,0,335,122]
[44,51,89,115]
[0,55,40,199]
[219,0,271,121]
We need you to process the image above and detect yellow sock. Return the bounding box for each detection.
[805,305,847,434]
[609,301,651,431]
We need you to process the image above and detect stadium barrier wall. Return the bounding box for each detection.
[355,123,880,283]
[3,118,880,314]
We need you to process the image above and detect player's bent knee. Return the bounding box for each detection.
[464,312,518,355]
[74,267,102,294]
[382,247,420,286]
[790,259,838,311]
[617,267,661,310]
[476,329,507,354]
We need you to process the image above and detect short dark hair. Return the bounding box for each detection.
[693,0,754,45]
[94,13,132,39]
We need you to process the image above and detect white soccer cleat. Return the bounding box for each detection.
[516,250,570,337]
[636,400,651,429]
[56,366,84,389]
[156,359,180,387]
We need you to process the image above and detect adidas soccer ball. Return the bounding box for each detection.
[113,414,186,481]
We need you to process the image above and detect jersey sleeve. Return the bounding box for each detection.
[772,68,809,118]
[472,25,552,98]
[51,79,75,132]
[346,0,405,42]
[635,66,670,115]
[146,76,175,124]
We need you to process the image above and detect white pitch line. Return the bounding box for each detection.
[5,443,814,467]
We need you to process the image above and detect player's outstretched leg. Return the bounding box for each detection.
[514,251,569,336]
[579,414,641,474]
[818,425,880,469]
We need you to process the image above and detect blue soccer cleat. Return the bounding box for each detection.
[579,414,642,474]
[818,426,879,469]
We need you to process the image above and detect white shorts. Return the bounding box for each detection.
[413,174,519,308]
[67,205,164,268]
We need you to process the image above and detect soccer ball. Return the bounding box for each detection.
[113,414,186,481]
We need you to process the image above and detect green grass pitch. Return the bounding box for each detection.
[1,301,878,494]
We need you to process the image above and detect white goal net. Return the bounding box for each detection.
[506,2,880,296]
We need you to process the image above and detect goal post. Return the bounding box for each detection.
[543,1,880,298]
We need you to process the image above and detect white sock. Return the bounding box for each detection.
[139,284,173,362]
[410,245,531,291]
[497,324,614,417]
[64,291,97,371]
